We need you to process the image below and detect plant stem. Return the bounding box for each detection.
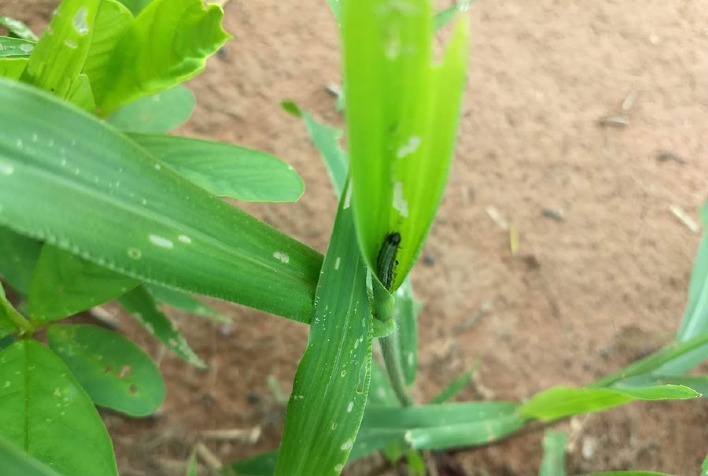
[379,330,414,407]
[4,306,35,335]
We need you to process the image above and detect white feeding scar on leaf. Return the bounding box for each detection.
[148,234,174,249]
[392,182,409,217]
[273,251,290,263]
[178,235,192,244]
[396,135,421,159]
[72,7,89,35]
[0,160,14,176]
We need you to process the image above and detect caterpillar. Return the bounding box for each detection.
[376,232,401,290]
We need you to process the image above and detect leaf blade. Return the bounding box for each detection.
[47,324,165,416]
[0,79,322,323]
[128,133,305,202]
[0,339,118,475]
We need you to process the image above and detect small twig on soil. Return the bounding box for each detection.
[597,114,630,127]
[455,300,494,332]
[621,90,639,111]
[657,150,685,164]
[200,427,261,444]
[195,443,222,470]
[325,83,342,98]
[89,305,121,329]
[669,205,700,234]
[542,208,565,222]
[486,206,509,230]
[423,450,440,476]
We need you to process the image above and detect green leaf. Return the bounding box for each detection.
[0,339,118,475]
[120,285,205,367]
[0,282,33,337]
[186,450,198,476]
[0,226,42,294]
[20,0,100,99]
[95,0,231,113]
[575,473,673,476]
[0,16,39,41]
[0,36,35,58]
[367,360,399,407]
[146,284,230,324]
[227,451,277,475]
[82,0,134,110]
[0,434,61,476]
[394,278,418,385]
[520,385,699,421]
[434,2,472,31]
[327,0,342,23]
[0,57,28,79]
[107,86,195,133]
[66,73,95,111]
[343,0,468,291]
[612,374,708,397]
[361,401,524,450]
[656,203,708,374]
[0,79,322,323]
[47,324,165,416]
[128,133,305,203]
[431,369,474,404]
[592,333,708,388]
[28,245,140,321]
[539,430,566,476]
[274,182,373,476]
[283,101,347,197]
[116,0,153,16]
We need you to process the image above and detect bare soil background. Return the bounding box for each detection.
[5,0,708,474]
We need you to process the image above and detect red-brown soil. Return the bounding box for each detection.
[4,0,708,475]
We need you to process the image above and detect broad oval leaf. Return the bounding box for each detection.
[29,245,140,322]
[0,434,61,476]
[108,86,195,133]
[0,79,322,323]
[128,133,305,202]
[47,324,165,417]
[95,0,231,113]
[520,385,699,421]
[0,339,118,475]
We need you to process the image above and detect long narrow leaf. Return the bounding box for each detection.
[539,430,567,476]
[128,133,305,203]
[0,37,35,58]
[274,182,373,475]
[360,402,524,450]
[0,57,28,79]
[20,0,100,99]
[0,79,322,323]
[0,16,39,41]
[343,0,468,290]
[520,385,699,421]
[146,283,230,324]
[120,285,205,368]
[657,203,708,374]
